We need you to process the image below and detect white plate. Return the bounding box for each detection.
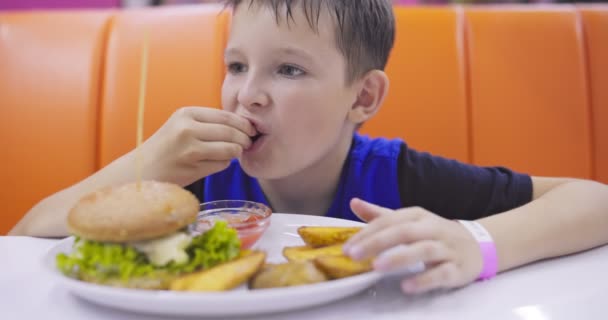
[43,213,382,317]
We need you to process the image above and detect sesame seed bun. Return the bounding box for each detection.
[67,181,199,242]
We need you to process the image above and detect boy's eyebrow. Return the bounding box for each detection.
[224,47,242,58]
[276,46,315,64]
[224,46,316,65]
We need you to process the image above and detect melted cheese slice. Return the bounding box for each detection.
[132,232,192,266]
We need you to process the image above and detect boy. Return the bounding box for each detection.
[11,0,608,295]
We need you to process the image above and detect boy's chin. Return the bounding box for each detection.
[238,157,288,181]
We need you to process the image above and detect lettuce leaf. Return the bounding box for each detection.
[56,220,241,282]
[168,220,241,273]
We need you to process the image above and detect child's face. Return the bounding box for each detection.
[222,4,360,180]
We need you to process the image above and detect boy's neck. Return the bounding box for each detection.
[258,133,354,216]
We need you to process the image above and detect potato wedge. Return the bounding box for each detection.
[283,244,344,262]
[249,261,328,289]
[297,226,362,248]
[282,246,312,261]
[314,255,373,279]
[239,249,253,257]
[169,251,266,291]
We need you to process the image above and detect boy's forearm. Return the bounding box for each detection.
[9,152,140,237]
[478,180,608,273]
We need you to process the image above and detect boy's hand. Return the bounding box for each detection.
[139,107,256,186]
[343,198,483,294]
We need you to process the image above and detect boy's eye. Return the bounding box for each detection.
[278,64,305,78]
[227,62,247,74]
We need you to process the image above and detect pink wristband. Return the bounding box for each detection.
[458,220,498,281]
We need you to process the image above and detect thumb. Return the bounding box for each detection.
[350,198,391,222]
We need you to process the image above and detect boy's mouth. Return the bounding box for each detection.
[246,131,267,153]
[247,118,268,144]
[251,132,263,143]
[241,116,269,152]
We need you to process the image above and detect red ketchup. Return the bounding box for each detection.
[194,209,271,249]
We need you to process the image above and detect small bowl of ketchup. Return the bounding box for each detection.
[189,200,272,249]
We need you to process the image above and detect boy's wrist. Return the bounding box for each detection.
[458,220,498,281]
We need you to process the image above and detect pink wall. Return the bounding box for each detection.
[0,0,119,10]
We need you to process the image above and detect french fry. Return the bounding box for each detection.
[283,244,344,262]
[297,226,362,248]
[169,251,266,291]
[314,255,373,279]
[249,261,328,289]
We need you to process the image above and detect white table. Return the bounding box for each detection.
[1,236,607,320]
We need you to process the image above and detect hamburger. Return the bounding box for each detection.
[56,181,241,290]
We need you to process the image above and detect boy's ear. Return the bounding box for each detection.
[348,70,389,124]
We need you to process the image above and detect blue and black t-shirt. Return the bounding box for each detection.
[186,134,532,221]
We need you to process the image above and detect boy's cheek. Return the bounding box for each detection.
[221,85,238,111]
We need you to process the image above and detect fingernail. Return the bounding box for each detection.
[342,242,351,252]
[348,245,364,260]
[373,257,390,271]
[402,281,417,293]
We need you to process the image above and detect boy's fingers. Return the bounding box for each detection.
[343,198,391,253]
[184,107,256,137]
[350,198,391,223]
[186,141,243,162]
[346,200,423,248]
[346,223,434,260]
[346,214,403,248]
[373,241,449,272]
[402,262,459,294]
[193,122,252,149]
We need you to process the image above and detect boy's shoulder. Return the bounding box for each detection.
[351,133,404,160]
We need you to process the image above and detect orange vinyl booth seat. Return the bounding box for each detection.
[1,4,606,234]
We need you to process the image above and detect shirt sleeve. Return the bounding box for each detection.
[398,142,533,220]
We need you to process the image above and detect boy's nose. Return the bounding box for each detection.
[237,78,270,110]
